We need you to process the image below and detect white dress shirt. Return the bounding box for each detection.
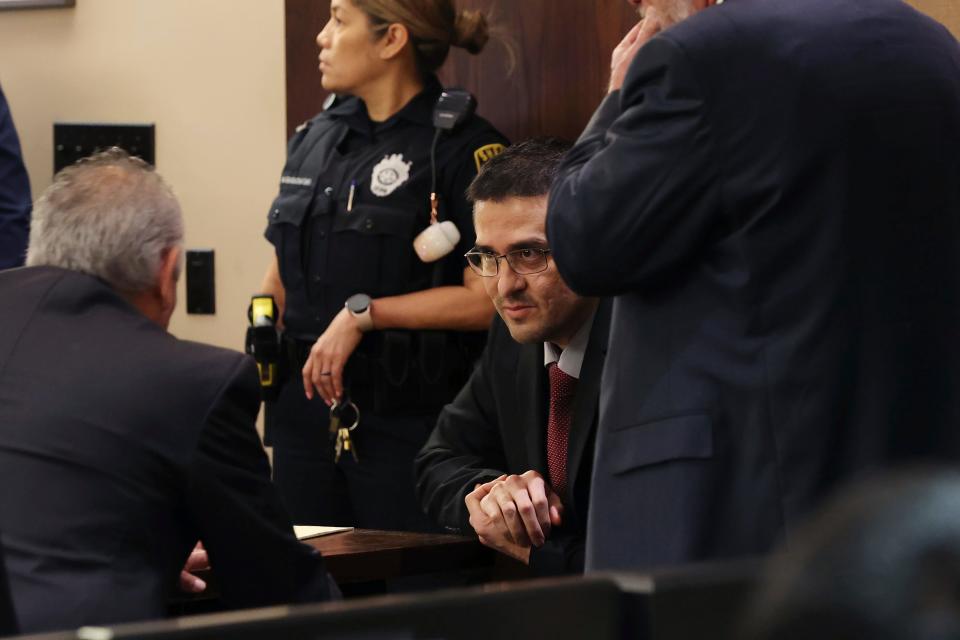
[543,308,597,380]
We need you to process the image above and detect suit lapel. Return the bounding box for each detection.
[518,342,548,475]
[566,301,611,508]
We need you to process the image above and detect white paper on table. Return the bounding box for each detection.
[293,525,354,540]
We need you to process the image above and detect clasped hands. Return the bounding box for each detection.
[465,470,564,565]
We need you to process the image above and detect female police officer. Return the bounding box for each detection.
[259,0,507,530]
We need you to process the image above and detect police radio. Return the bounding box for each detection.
[245,295,281,402]
[432,89,476,131]
[413,89,478,263]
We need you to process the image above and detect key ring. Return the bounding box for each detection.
[329,399,360,431]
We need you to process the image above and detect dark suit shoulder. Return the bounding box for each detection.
[0,264,65,291]
[0,266,68,356]
[485,314,527,369]
[172,337,255,381]
[2,267,256,445]
[120,328,259,443]
[172,340,261,420]
[660,0,955,66]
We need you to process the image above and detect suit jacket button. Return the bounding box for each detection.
[324,186,334,197]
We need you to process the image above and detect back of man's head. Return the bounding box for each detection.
[467,137,572,204]
[745,469,960,640]
[26,148,183,294]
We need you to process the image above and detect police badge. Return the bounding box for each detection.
[370,153,412,197]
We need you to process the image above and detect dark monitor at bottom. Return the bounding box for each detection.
[15,561,759,640]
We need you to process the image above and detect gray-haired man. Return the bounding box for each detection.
[0,150,333,634]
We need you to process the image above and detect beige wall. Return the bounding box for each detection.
[0,0,286,350]
[907,0,960,37]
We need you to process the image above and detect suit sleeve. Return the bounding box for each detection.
[185,356,334,606]
[546,35,721,296]
[414,324,510,532]
[0,84,31,270]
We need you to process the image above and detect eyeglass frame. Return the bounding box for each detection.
[463,247,553,277]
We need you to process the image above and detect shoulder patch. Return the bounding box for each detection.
[473,143,505,171]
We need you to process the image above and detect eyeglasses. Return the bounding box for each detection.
[464,248,552,277]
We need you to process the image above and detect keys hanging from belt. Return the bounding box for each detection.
[329,397,360,463]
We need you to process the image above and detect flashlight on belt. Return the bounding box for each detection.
[245,295,281,401]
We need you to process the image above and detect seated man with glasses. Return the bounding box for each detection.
[415,138,610,575]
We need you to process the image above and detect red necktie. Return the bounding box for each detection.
[547,362,577,496]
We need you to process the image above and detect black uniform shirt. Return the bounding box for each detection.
[266,76,508,341]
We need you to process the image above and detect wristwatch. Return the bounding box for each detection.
[345,293,374,332]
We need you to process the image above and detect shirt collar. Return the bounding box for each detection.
[393,74,442,127]
[327,74,442,134]
[323,93,360,117]
[543,307,597,380]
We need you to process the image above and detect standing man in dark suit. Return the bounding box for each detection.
[416,139,608,575]
[0,82,31,269]
[547,0,960,571]
[0,149,333,634]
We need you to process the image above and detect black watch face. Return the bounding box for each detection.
[347,294,371,313]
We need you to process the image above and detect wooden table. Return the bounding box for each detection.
[303,528,503,585]
[173,528,526,612]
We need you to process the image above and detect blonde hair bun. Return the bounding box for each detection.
[453,9,489,54]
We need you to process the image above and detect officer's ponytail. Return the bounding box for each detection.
[353,0,491,75]
[452,10,489,55]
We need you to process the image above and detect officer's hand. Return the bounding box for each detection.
[609,9,663,93]
[302,308,363,405]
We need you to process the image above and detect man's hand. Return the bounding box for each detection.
[464,471,564,564]
[609,9,663,93]
[179,543,209,594]
[466,479,531,564]
[302,307,364,405]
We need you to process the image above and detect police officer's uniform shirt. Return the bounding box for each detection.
[265,76,508,342]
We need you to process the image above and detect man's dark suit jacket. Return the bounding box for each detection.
[415,302,609,576]
[0,267,332,633]
[0,84,30,270]
[0,541,15,635]
[547,0,960,571]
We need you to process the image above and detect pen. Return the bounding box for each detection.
[347,180,357,212]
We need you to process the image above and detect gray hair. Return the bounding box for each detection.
[26,148,184,293]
